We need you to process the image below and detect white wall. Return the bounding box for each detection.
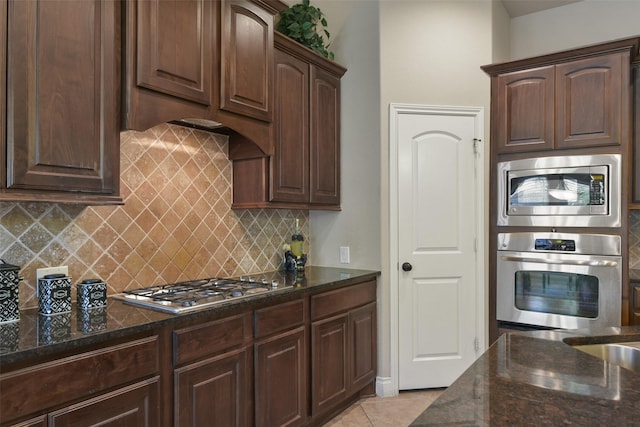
[376,0,496,389]
[510,0,640,59]
[309,0,381,272]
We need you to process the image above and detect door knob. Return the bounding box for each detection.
[402,262,412,272]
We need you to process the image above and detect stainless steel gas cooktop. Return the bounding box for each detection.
[114,276,284,314]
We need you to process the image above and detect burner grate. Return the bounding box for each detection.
[119,277,277,312]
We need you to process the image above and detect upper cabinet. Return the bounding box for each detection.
[124,0,276,155]
[135,0,215,106]
[231,32,346,210]
[633,61,640,205]
[483,40,637,155]
[2,0,122,204]
[220,0,273,122]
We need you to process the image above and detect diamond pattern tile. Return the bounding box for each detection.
[0,123,309,309]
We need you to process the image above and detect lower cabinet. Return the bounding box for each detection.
[0,335,161,426]
[174,348,252,427]
[172,312,254,427]
[48,378,160,426]
[1,279,377,427]
[310,281,377,418]
[631,281,640,325]
[254,299,307,427]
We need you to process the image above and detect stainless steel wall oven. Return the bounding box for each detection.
[497,232,621,330]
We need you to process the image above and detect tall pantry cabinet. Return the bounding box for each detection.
[483,37,640,342]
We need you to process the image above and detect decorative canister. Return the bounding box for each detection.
[0,259,21,323]
[77,278,107,310]
[38,273,72,315]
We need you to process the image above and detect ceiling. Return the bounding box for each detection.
[501,0,583,17]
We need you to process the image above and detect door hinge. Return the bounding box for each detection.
[473,138,481,155]
[474,337,480,353]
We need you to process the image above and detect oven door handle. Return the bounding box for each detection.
[500,255,618,268]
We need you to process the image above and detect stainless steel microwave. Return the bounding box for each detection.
[497,154,621,227]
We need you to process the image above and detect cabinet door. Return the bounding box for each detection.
[633,63,640,204]
[309,65,341,205]
[136,0,214,105]
[556,53,624,149]
[48,378,160,426]
[175,347,252,427]
[632,283,640,325]
[6,0,119,194]
[311,314,349,415]
[255,327,307,426]
[271,48,309,203]
[350,302,376,391]
[494,66,555,153]
[220,0,273,122]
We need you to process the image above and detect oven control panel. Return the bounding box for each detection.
[534,239,576,252]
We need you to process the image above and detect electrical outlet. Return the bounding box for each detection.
[339,246,350,264]
[36,266,69,282]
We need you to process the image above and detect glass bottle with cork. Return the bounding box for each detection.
[290,218,307,274]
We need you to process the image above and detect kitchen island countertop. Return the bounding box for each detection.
[411,327,640,425]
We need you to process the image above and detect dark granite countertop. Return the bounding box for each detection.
[0,266,379,365]
[411,327,640,425]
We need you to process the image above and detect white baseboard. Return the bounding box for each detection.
[375,376,398,397]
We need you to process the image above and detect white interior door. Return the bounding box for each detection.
[392,104,484,390]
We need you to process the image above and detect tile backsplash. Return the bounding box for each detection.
[0,124,308,309]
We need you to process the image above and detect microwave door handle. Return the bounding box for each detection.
[500,255,618,268]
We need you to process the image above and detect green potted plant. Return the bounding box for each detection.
[276,0,334,60]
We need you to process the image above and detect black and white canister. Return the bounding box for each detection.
[77,278,107,310]
[0,259,21,323]
[38,273,72,315]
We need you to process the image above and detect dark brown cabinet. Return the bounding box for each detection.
[173,313,253,427]
[310,281,377,418]
[124,0,276,155]
[254,299,307,426]
[220,0,273,122]
[0,335,160,425]
[494,66,554,153]
[632,61,640,205]
[483,37,640,343]
[631,281,640,325]
[1,277,377,426]
[231,32,346,210]
[2,0,121,204]
[48,378,160,426]
[488,51,628,154]
[134,0,215,106]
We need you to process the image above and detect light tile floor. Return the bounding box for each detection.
[324,389,445,427]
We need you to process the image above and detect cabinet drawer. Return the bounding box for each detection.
[173,312,252,365]
[255,299,306,339]
[0,336,159,423]
[311,281,376,320]
[48,377,160,426]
